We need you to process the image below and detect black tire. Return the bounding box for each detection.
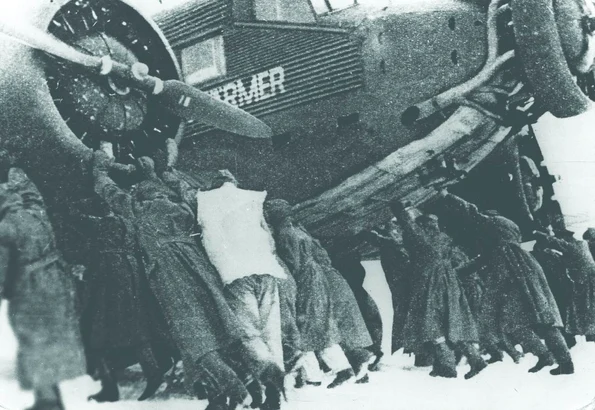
[512,0,591,118]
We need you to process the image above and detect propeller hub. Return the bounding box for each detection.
[63,34,146,132]
[44,0,182,162]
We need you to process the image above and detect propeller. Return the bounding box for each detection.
[0,19,272,139]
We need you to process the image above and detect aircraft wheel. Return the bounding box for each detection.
[511,0,592,118]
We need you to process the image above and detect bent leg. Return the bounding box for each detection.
[542,327,574,375]
[224,277,276,376]
[509,327,554,373]
[431,339,457,378]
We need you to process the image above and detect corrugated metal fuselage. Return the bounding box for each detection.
[155,0,489,203]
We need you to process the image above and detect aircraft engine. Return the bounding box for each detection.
[511,0,595,118]
[0,0,182,204]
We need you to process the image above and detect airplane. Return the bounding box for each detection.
[0,0,594,261]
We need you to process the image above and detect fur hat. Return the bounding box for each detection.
[264,199,293,225]
[416,214,439,224]
[135,178,178,202]
[584,228,595,241]
[554,228,575,239]
[209,169,238,190]
[0,183,23,217]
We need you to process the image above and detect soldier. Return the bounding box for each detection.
[436,190,574,375]
[536,229,595,342]
[390,202,486,379]
[70,196,176,403]
[91,151,253,410]
[265,199,360,388]
[331,254,385,372]
[365,223,412,355]
[194,177,288,410]
[0,158,86,410]
[264,199,376,386]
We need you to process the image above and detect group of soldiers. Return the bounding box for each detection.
[368,189,595,380]
[0,137,593,410]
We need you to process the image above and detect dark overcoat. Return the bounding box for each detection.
[541,236,595,336]
[0,168,86,390]
[275,222,372,351]
[440,194,563,334]
[397,208,479,351]
[94,171,245,389]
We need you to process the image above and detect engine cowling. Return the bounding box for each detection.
[0,0,182,205]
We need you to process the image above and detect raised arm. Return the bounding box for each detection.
[275,226,307,275]
[390,202,433,258]
[534,231,570,253]
[162,169,198,206]
[363,229,392,247]
[8,168,45,208]
[92,151,133,218]
[438,191,491,230]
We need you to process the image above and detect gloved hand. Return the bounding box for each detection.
[166,138,178,169]
[92,150,114,173]
[389,199,411,216]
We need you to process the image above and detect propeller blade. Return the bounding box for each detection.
[0,19,101,68]
[158,80,272,138]
[0,20,272,138]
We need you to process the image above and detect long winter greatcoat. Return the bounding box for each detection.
[274,221,372,351]
[94,171,246,389]
[396,208,479,351]
[541,236,595,336]
[0,169,86,390]
[532,243,572,328]
[76,211,161,350]
[439,194,563,334]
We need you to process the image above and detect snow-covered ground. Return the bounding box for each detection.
[3,318,595,410]
[2,261,595,410]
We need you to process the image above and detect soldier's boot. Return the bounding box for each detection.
[543,328,574,376]
[138,346,170,401]
[501,334,524,363]
[29,385,64,410]
[197,351,251,409]
[414,346,434,367]
[459,343,487,380]
[563,333,577,349]
[368,350,384,372]
[529,352,556,373]
[260,364,286,410]
[327,368,355,388]
[510,328,555,373]
[501,343,523,364]
[430,341,457,378]
[343,347,374,382]
[486,348,504,364]
[88,358,119,402]
[325,345,357,388]
[246,380,263,409]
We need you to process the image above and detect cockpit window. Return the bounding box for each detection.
[310,0,357,14]
[180,36,226,86]
[254,0,316,23]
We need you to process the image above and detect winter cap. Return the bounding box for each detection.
[584,228,595,241]
[264,199,293,225]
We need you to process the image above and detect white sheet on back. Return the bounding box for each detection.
[195,182,287,285]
